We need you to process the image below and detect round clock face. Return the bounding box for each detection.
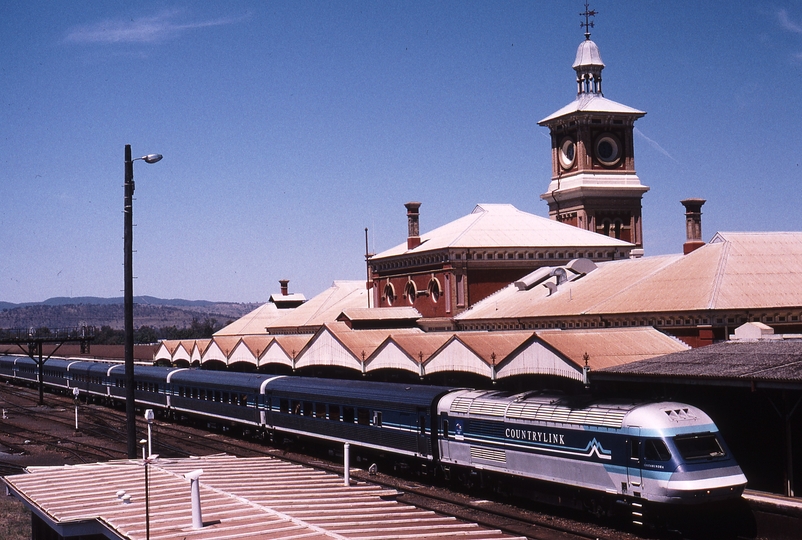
[595,134,621,166]
[559,138,576,169]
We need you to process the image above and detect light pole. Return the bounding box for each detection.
[124,144,162,459]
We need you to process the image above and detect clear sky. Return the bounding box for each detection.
[2,1,801,304]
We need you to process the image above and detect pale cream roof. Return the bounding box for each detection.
[4,454,523,540]
[536,328,689,369]
[373,203,632,258]
[266,281,370,333]
[214,302,284,336]
[458,232,802,321]
[538,93,645,124]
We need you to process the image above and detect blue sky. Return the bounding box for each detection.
[2,2,801,304]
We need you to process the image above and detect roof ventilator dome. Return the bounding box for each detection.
[514,259,598,293]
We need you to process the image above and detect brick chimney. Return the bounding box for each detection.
[405,202,422,250]
[279,279,290,296]
[681,198,706,255]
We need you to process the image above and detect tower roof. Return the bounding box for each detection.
[538,94,645,125]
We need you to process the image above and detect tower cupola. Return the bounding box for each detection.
[573,38,604,95]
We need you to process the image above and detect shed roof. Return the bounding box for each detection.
[595,338,802,390]
[373,203,632,259]
[3,454,523,540]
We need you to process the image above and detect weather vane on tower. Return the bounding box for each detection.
[580,2,597,40]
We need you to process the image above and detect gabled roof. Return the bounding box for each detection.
[214,302,283,336]
[536,327,689,369]
[266,281,370,333]
[457,232,802,321]
[373,203,632,258]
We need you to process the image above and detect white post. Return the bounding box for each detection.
[184,469,204,529]
[72,388,79,430]
[144,409,154,457]
[343,442,350,486]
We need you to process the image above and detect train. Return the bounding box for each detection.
[0,354,747,518]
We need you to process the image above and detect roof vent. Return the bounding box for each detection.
[184,469,204,529]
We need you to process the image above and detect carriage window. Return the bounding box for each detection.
[303,401,313,416]
[315,402,327,418]
[329,404,340,421]
[223,391,230,404]
[644,439,672,461]
[442,419,449,438]
[279,399,289,414]
[419,416,426,436]
[292,400,301,415]
[214,391,221,402]
[357,408,370,425]
[343,406,355,423]
[674,434,725,460]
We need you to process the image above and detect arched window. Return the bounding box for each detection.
[383,283,396,306]
[428,278,441,303]
[404,281,416,305]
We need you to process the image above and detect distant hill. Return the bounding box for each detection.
[0,297,261,331]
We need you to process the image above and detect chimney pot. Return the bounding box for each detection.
[681,198,706,254]
[405,202,421,250]
[279,279,289,296]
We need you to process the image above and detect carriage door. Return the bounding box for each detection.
[417,408,430,456]
[627,431,643,490]
[440,413,451,460]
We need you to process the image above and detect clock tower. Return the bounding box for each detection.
[538,9,648,252]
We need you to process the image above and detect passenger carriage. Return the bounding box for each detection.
[263,377,453,460]
[167,369,265,427]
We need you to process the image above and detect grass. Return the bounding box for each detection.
[0,492,30,540]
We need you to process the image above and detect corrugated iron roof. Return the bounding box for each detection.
[536,327,689,370]
[267,281,370,332]
[4,454,523,540]
[215,302,283,336]
[458,232,802,321]
[338,307,421,322]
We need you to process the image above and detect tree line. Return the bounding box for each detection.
[0,317,227,345]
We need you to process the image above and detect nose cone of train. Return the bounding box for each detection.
[664,466,747,503]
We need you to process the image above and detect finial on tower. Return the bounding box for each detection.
[580,2,597,40]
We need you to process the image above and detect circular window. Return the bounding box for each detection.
[383,283,396,306]
[559,137,576,169]
[595,134,621,166]
[428,279,441,303]
[404,282,416,305]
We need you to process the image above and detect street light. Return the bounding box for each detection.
[124,144,162,459]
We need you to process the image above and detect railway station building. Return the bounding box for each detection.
[144,18,802,502]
